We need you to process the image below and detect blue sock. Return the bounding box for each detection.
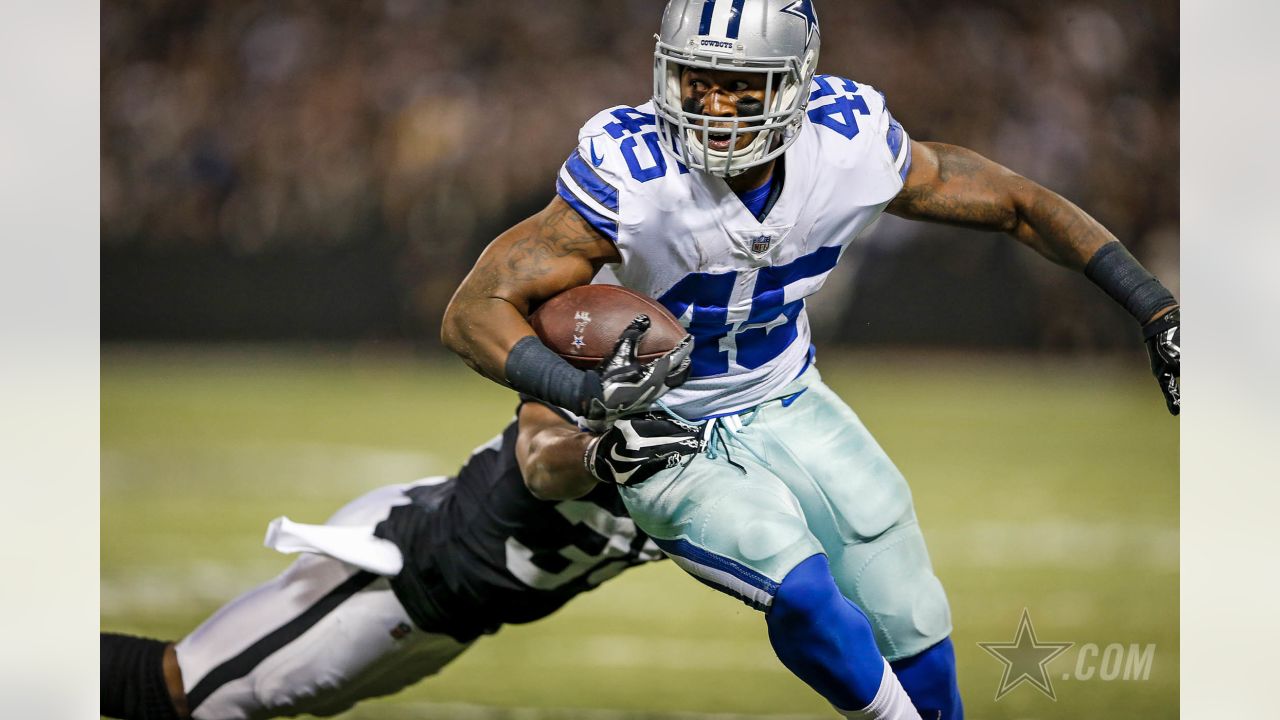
[891,637,963,719]
[765,554,886,711]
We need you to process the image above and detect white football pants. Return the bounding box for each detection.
[174,481,472,720]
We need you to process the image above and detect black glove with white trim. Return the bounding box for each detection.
[585,412,704,486]
[582,315,693,430]
[1143,309,1180,416]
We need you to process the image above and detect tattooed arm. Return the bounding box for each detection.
[886,141,1117,269]
[887,141,1181,414]
[887,140,1176,316]
[441,195,620,384]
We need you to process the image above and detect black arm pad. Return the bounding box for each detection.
[505,336,601,414]
[1083,242,1177,325]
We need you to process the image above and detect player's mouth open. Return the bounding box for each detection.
[706,132,733,151]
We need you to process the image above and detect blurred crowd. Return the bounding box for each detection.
[101,0,1179,346]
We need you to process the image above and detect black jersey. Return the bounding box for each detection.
[374,405,663,643]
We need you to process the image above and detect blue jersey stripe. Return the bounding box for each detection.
[698,0,717,35]
[564,151,619,212]
[556,177,619,242]
[886,111,911,182]
[898,134,913,182]
[886,112,904,161]
[652,537,780,598]
[726,0,746,38]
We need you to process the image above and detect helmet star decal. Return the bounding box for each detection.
[780,0,819,43]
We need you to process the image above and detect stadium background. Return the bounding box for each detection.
[101,1,1178,718]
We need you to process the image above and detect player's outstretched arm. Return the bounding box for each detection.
[887,141,1180,414]
[516,401,599,500]
[442,195,620,385]
[887,141,1119,269]
[516,401,703,500]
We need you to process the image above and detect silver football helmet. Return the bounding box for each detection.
[653,0,821,177]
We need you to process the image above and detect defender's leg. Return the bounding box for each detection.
[107,481,470,720]
[176,482,470,719]
[101,633,184,719]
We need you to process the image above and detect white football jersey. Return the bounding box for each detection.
[558,75,912,419]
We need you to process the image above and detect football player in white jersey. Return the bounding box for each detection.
[442,2,1179,719]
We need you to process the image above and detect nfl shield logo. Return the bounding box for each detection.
[750,235,774,254]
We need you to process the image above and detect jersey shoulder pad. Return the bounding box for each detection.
[555,106,635,243]
[572,104,657,173]
[576,104,644,142]
[805,75,911,184]
[557,103,676,242]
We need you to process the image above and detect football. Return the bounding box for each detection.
[529,284,688,369]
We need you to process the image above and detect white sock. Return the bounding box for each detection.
[836,659,922,720]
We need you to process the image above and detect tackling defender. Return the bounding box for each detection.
[101,394,703,720]
[442,2,1179,719]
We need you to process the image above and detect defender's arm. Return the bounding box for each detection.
[515,401,597,501]
[515,401,707,500]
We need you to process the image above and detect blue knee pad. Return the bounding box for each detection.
[891,637,963,719]
[766,554,885,711]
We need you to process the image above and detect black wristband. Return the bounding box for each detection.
[505,336,600,413]
[1142,308,1179,340]
[1084,242,1177,325]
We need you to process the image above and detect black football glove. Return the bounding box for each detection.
[581,315,693,430]
[1143,308,1180,415]
[586,412,704,486]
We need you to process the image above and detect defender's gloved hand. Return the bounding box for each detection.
[1143,308,1180,416]
[586,412,704,486]
[581,315,693,430]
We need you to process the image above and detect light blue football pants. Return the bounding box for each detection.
[620,367,952,662]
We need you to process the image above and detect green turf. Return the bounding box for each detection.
[102,347,1178,719]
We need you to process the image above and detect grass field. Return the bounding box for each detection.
[102,346,1178,719]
